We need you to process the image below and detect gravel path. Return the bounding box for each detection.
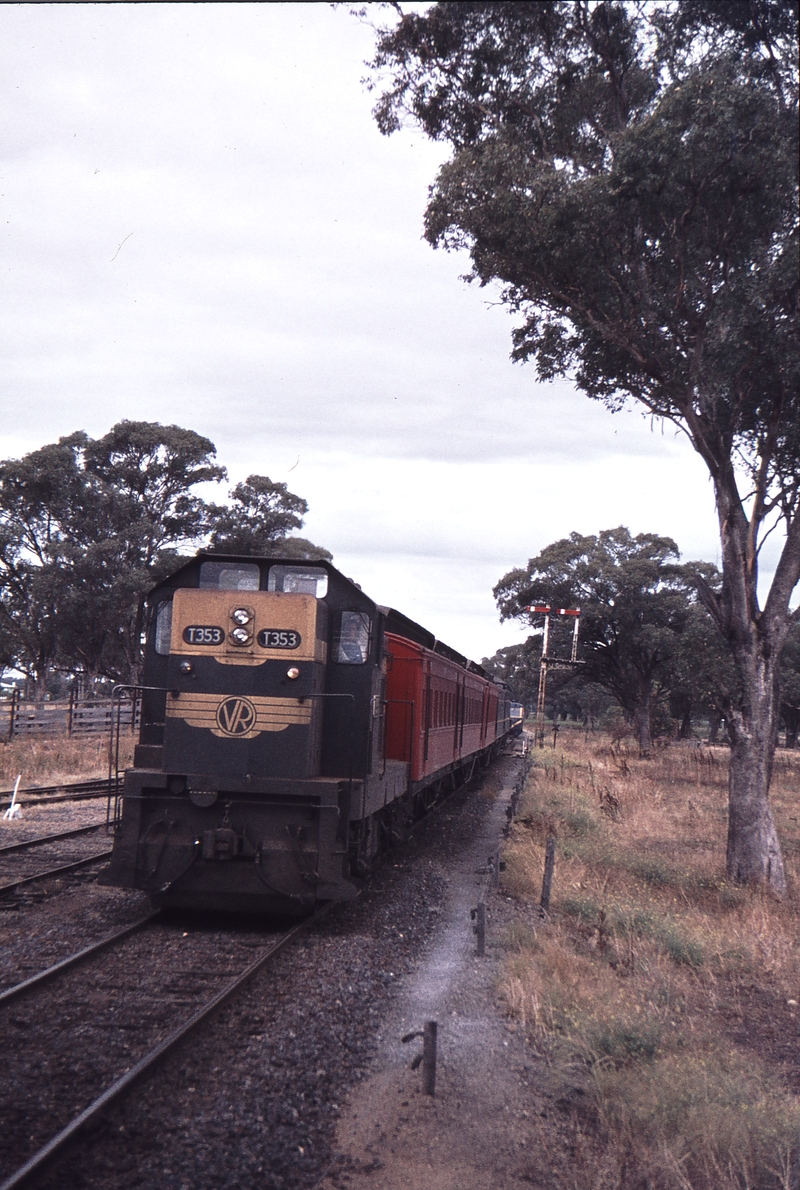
[316,752,563,1190]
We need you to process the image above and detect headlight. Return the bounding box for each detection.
[230,626,252,645]
[231,607,252,625]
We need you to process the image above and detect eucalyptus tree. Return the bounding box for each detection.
[205,475,332,560]
[0,434,92,694]
[481,637,541,706]
[366,0,799,892]
[495,528,689,755]
[0,423,329,688]
[667,597,740,740]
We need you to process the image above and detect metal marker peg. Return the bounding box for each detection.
[401,1020,438,1095]
[422,1020,437,1095]
[471,902,486,955]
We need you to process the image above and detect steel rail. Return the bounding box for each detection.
[0,849,113,896]
[0,823,104,856]
[1,789,110,808]
[0,790,109,809]
[0,778,109,809]
[0,912,160,1007]
[0,905,330,1190]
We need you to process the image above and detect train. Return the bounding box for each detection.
[104,554,513,913]
[509,702,526,737]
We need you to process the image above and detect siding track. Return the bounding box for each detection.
[0,778,110,810]
[0,822,105,856]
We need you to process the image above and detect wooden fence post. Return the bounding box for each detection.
[8,688,19,742]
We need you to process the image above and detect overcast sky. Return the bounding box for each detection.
[1,2,729,661]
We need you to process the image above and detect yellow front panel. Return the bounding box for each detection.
[170,589,325,666]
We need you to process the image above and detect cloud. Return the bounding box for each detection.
[0,4,749,659]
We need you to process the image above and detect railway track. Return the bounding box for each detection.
[0,908,327,1190]
[0,849,114,897]
[0,912,160,1006]
[0,817,112,898]
[0,822,105,856]
[0,757,522,1190]
[0,778,110,809]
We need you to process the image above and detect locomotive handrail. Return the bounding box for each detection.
[107,684,178,832]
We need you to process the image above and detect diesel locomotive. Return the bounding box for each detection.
[104,554,512,913]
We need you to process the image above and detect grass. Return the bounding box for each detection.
[0,732,135,787]
[500,734,800,1190]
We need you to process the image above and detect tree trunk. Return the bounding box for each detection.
[679,704,693,740]
[716,547,788,893]
[725,665,786,892]
[690,458,798,896]
[633,700,652,758]
[707,709,722,744]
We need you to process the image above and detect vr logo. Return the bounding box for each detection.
[215,696,257,737]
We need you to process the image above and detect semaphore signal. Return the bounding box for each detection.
[524,605,582,748]
[526,605,580,617]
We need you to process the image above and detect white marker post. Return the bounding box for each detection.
[3,774,23,820]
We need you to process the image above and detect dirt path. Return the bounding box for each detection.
[318,756,559,1190]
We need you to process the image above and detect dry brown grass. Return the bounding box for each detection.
[500,730,800,1189]
[0,733,135,788]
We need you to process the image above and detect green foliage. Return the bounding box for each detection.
[560,895,601,924]
[563,810,598,838]
[0,424,330,691]
[495,527,698,752]
[598,1049,800,1188]
[83,420,226,565]
[667,599,741,737]
[368,0,799,888]
[205,475,331,560]
[780,622,800,747]
[371,4,798,486]
[561,897,706,967]
[480,637,540,705]
[589,1018,662,1062]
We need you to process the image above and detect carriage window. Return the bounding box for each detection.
[334,611,371,664]
[268,565,328,598]
[199,561,260,591]
[154,601,173,655]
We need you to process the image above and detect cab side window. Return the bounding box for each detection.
[154,601,173,655]
[334,611,371,664]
